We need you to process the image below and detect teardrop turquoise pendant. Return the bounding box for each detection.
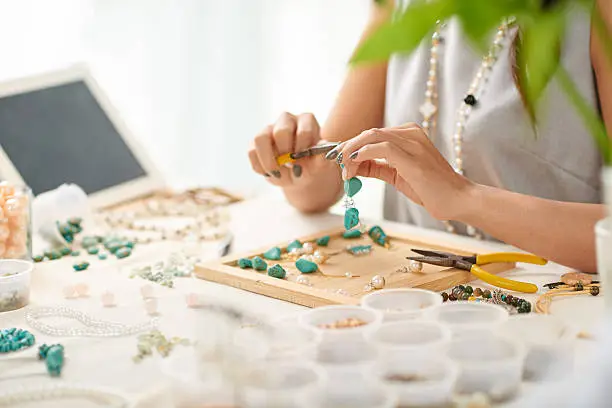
[344,177,362,198]
[344,208,360,230]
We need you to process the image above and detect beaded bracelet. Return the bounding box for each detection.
[536,283,601,314]
[441,285,532,314]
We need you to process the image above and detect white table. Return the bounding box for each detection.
[0,192,605,407]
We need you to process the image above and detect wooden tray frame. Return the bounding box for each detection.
[195,227,515,308]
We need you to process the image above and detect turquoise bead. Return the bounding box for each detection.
[87,246,100,255]
[344,177,362,198]
[0,328,35,354]
[238,258,253,269]
[115,247,132,259]
[123,241,135,249]
[296,258,318,273]
[342,229,362,239]
[344,208,360,230]
[106,241,123,254]
[72,261,90,271]
[316,235,330,246]
[98,253,108,260]
[60,247,72,256]
[43,344,65,377]
[263,247,282,260]
[267,264,286,279]
[33,255,44,262]
[368,225,389,247]
[71,250,80,257]
[82,236,99,248]
[48,251,62,260]
[251,256,267,271]
[68,217,82,226]
[347,244,372,255]
[286,240,303,252]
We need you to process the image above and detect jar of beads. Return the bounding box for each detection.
[0,183,32,260]
[0,259,33,312]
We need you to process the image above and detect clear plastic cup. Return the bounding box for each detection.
[361,288,443,321]
[376,355,458,407]
[499,314,576,380]
[315,340,378,392]
[424,301,508,338]
[447,335,524,401]
[314,384,397,408]
[367,320,451,364]
[0,259,32,312]
[298,305,382,343]
[237,361,325,408]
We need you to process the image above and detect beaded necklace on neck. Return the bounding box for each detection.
[419,19,515,239]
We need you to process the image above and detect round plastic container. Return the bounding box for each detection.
[0,259,33,312]
[424,301,509,338]
[314,384,397,408]
[447,335,524,401]
[298,305,382,343]
[367,321,451,364]
[376,355,458,407]
[237,361,325,408]
[361,288,443,321]
[315,340,378,393]
[500,314,576,380]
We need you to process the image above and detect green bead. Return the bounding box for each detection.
[263,247,281,260]
[58,223,73,236]
[464,286,473,295]
[71,250,80,257]
[48,251,62,260]
[460,292,470,300]
[267,264,286,279]
[344,208,360,230]
[316,235,330,246]
[72,261,90,271]
[115,247,132,259]
[296,258,318,273]
[44,345,65,377]
[123,241,135,249]
[251,256,267,271]
[106,241,123,254]
[344,177,362,198]
[82,237,99,248]
[87,247,100,255]
[368,225,389,247]
[286,240,303,252]
[342,229,362,239]
[98,253,108,260]
[33,255,44,263]
[483,289,492,299]
[238,258,253,269]
[60,247,72,256]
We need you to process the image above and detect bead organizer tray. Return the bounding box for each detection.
[195,227,515,308]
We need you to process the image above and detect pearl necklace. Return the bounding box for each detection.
[420,20,514,238]
[26,306,158,337]
[0,384,131,407]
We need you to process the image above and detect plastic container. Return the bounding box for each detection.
[376,355,458,407]
[315,340,378,392]
[0,184,32,260]
[361,288,443,321]
[447,335,524,401]
[367,320,451,364]
[424,301,508,338]
[298,305,382,343]
[499,314,576,380]
[237,361,325,408]
[0,259,33,312]
[314,384,397,408]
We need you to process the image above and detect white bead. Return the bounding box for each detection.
[454,145,462,155]
[425,90,433,98]
[428,69,436,77]
[140,284,154,299]
[345,272,353,278]
[426,80,434,88]
[302,242,314,254]
[101,291,116,308]
[144,298,158,315]
[422,120,430,128]
[408,260,424,273]
[296,275,311,286]
[370,275,386,290]
[445,222,455,233]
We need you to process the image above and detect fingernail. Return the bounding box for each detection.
[336,152,344,164]
[349,151,358,160]
[263,173,270,177]
[271,170,281,179]
[325,149,339,160]
[292,165,302,178]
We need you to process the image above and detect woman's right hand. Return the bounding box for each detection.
[249,112,331,187]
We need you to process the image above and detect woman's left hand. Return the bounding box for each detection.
[335,123,475,221]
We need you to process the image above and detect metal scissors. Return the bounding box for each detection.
[407,249,548,293]
[276,142,340,166]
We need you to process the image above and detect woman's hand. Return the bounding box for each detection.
[249,112,332,187]
[335,123,475,221]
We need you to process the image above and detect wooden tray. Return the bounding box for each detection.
[195,227,515,308]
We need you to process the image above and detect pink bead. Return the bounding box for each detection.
[101,291,116,307]
[4,245,25,259]
[0,242,6,257]
[0,224,9,241]
[75,283,89,297]
[185,293,202,308]
[140,284,154,299]
[63,285,77,299]
[3,197,22,217]
[144,298,158,315]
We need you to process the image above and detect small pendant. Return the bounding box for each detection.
[344,208,360,230]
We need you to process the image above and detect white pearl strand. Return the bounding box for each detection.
[26,306,158,337]
[420,20,514,238]
[0,384,131,407]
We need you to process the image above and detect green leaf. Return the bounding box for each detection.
[350,0,455,64]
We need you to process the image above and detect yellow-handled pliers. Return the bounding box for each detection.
[407,249,547,293]
[276,142,340,166]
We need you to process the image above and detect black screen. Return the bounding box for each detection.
[0,80,147,195]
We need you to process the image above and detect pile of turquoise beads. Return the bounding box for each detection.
[33,235,134,264]
[0,328,35,353]
[56,217,83,244]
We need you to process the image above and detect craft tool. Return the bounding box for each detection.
[407,250,547,293]
[276,142,339,166]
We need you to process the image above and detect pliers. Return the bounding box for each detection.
[276,142,340,166]
[407,249,548,293]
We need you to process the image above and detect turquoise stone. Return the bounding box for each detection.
[106,241,123,254]
[238,258,253,269]
[316,235,330,246]
[344,208,360,230]
[87,246,100,255]
[72,261,90,271]
[267,264,286,279]
[71,250,80,257]
[82,236,99,248]
[296,258,318,273]
[263,247,282,260]
[43,344,65,377]
[368,225,389,247]
[32,255,44,263]
[286,240,303,252]
[344,177,362,198]
[123,241,135,249]
[115,247,132,259]
[347,244,372,255]
[48,251,62,260]
[251,256,267,271]
[342,229,362,239]
[59,247,72,256]
[98,253,108,260]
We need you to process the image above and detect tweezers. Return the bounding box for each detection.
[276,142,339,166]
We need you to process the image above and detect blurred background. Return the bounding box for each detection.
[0,0,385,218]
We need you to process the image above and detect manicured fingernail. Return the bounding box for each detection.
[271,170,281,178]
[292,165,302,178]
[325,149,339,160]
[336,152,344,164]
[349,151,358,160]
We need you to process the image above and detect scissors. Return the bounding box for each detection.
[407,249,548,293]
[276,142,340,166]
